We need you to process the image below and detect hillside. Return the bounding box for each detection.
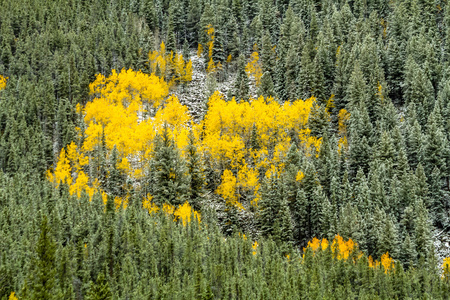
[2,0,450,299]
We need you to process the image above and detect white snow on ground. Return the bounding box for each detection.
[170,51,258,122]
[435,229,450,267]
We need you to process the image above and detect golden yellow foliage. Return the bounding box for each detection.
[148,41,193,85]
[48,148,72,187]
[252,241,258,256]
[296,171,305,182]
[305,235,357,261]
[162,203,175,215]
[143,194,159,214]
[0,75,8,90]
[304,235,397,273]
[237,163,260,198]
[206,24,214,59]
[443,257,450,278]
[307,237,321,252]
[89,68,168,108]
[368,256,380,269]
[338,109,350,136]
[9,292,18,300]
[325,94,335,114]
[197,44,204,57]
[184,60,193,82]
[380,252,394,273]
[174,201,201,226]
[206,57,217,73]
[216,169,238,205]
[331,235,357,260]
[245,51,262,86]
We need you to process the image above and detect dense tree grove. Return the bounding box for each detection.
[2,0,450,298]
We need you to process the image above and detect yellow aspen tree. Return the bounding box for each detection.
[443,257,450,279]
[245,51,263,86]
[0,75,7,90]
[216,169,239,205]
[173,53,186,81]
[380,252,394,273]
[174,201,201,226]
[197,43,203,57]
[183,59,193,82]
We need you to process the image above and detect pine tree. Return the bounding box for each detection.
[259,175,282,237]
[346,61,368,111]
[260,31,274,76]
[403,56,435,126]
[150,123,188,206]
[284,45,299,101]
[22,216,61,299]
[185,130,205,211]
[86,271,112,300]
[308,101,329,137]
[414,199,432,260]
[231,55,249,101]
[258,71,276,98]
[400,232,417,269]
[273,197,293,245]
[377,215,399,259]
[105,146,126,197]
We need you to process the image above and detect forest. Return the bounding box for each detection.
[2,0,450,299]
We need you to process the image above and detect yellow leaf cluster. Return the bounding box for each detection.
[89,68,168,108]
[162,203,175,215]
[304,235,397,273]
[380,252,394,273]
[48,70,194,211]
[47,148,72,186]
[338,109,350,136]
[174,201,201,226]
[205,24,220,74]
[443,257,450,278]
[143,194,159,214]
[252,241,258,256]
[216,169,238,205]
[201,92,316,168]
[206,24,214,59]
[142,196,201,226]
[237,163,260,206]
[148,41,193,84]
[245,51,262,86]
[9,292,18,300]
[305,235,357,261]
[0,75,7,90]
[331,235,357,260]
[296,171,305,182]
[197,44,204,57]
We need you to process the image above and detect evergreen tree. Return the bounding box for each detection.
[86,271,112,300]
[259,175,282,237]
[258,71,276,98]
[22,216,61,299]
[185,130,205,210]
[377,215,399,259]
[231,55,249,101]
[150,123,188,206]
[273,197,293,246]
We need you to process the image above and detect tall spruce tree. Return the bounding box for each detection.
[150,123,188,206]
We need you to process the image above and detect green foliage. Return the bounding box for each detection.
[1,0,450,297]
[150,123,188,206]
